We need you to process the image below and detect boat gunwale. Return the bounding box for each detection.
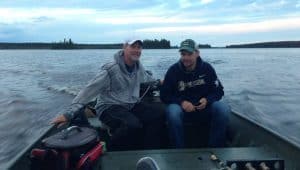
[231,109,300,150]
[7,125,56,170]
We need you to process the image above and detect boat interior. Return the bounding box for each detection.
[7,90,300,170]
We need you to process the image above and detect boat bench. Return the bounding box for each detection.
[87,103,213,149]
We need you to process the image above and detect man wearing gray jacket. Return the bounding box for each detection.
[52,39,164,150]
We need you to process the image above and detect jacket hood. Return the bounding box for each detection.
[114,50,140,74]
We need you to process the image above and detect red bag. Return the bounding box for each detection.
[30,126,105,170]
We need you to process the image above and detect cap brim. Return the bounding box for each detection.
[128,40,143,46]
[179,47,194,53]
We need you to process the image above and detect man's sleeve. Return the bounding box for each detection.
[160,68,183,105]
[206,65,224,104]
[63,69,110,121]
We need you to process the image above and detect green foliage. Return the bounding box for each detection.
[0,38,214,49]
[142,39,171,49]
[51,38,76,49]
[198,44,211,48]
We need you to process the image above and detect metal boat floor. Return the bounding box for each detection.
[97,147,281,170]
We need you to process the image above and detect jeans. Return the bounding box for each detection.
[165,100,230,148]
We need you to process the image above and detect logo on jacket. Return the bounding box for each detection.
[178,81,186,91]
[178,79,206,91]
[198,74,206,79]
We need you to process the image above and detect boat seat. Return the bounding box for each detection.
[85,101,222,148]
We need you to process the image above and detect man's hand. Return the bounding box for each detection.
[51,115,68,128]
[195,98,208,110]
[181,100,195,112]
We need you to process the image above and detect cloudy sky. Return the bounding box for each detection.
[1,0,300,46]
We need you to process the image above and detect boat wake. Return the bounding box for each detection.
[45,85,79,96]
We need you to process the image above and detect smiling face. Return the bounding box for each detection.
[123,42,142,65]
[180,50,198,71]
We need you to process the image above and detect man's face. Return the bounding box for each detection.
[124,42,142,62]
[180,50,197,70]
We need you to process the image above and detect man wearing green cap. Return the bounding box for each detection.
[160,39,230,148]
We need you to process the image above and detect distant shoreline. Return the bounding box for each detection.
[0,39,174,50]
[225,41,300,48]
[0,40,300,49]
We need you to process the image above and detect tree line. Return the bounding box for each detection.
[226,41,300,48]
[2,39,300,49]
[0,38,214,49]
[0,38,172,49]
[142,39,171,49]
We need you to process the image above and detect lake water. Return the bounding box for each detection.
[1,48,300,168]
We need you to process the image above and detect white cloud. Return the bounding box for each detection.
[246,2,262,11]
[178,0,192,8]
[200,0,214,5]
[245,0,288,12]
[0,4,190,25]
[95,16,205,25]
[278,0,287,5]
[1,2,300,43]
[93,6,207,24]
[0,7,207,26]
[136,17,300,34]
[178,0,213,8]
[0,8,96,24]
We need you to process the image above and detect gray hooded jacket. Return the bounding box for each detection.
[64,50,154,120]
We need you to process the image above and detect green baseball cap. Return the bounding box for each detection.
[179,39,197,53]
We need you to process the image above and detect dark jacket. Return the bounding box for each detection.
[160,57,224,105]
